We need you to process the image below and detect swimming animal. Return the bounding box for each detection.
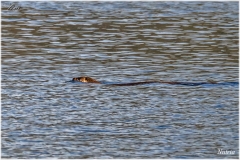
[71,76,219,86]
[72,77,100,84]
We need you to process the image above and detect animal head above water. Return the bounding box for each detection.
[72,76,100,83]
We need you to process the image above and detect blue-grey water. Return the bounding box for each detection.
[1,1,239,159]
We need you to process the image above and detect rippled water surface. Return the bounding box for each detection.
[1,1,239,158]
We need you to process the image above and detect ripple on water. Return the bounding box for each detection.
[1,1,238,159]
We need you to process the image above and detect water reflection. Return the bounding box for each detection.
[1,1,238,159]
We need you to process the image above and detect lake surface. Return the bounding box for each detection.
[1,1,239,159]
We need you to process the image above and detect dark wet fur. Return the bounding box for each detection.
[72,77,100,83]
[71,76,222,86]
